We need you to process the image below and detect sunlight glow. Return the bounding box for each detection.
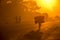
[36,0,57,11]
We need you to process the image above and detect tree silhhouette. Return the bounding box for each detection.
[34,16,45,31]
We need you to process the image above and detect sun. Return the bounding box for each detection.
[45,0,52,3]
[36,0,57,11]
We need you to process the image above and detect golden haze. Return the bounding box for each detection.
[35,0,59,17]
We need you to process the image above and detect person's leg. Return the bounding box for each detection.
[38,23,41,31]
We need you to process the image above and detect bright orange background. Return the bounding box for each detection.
[35,0,60,17]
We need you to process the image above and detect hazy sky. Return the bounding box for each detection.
[35,0,60,17]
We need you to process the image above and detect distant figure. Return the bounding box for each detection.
[19,16,21,23]
[16,16,21,24]
[34,16,45,31]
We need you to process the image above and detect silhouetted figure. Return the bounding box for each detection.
[23,16,45,40]
[16,16,21,24]
[34,16,45,31]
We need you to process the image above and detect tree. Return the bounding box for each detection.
[20,0,46,31]
[20,0,40,12]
